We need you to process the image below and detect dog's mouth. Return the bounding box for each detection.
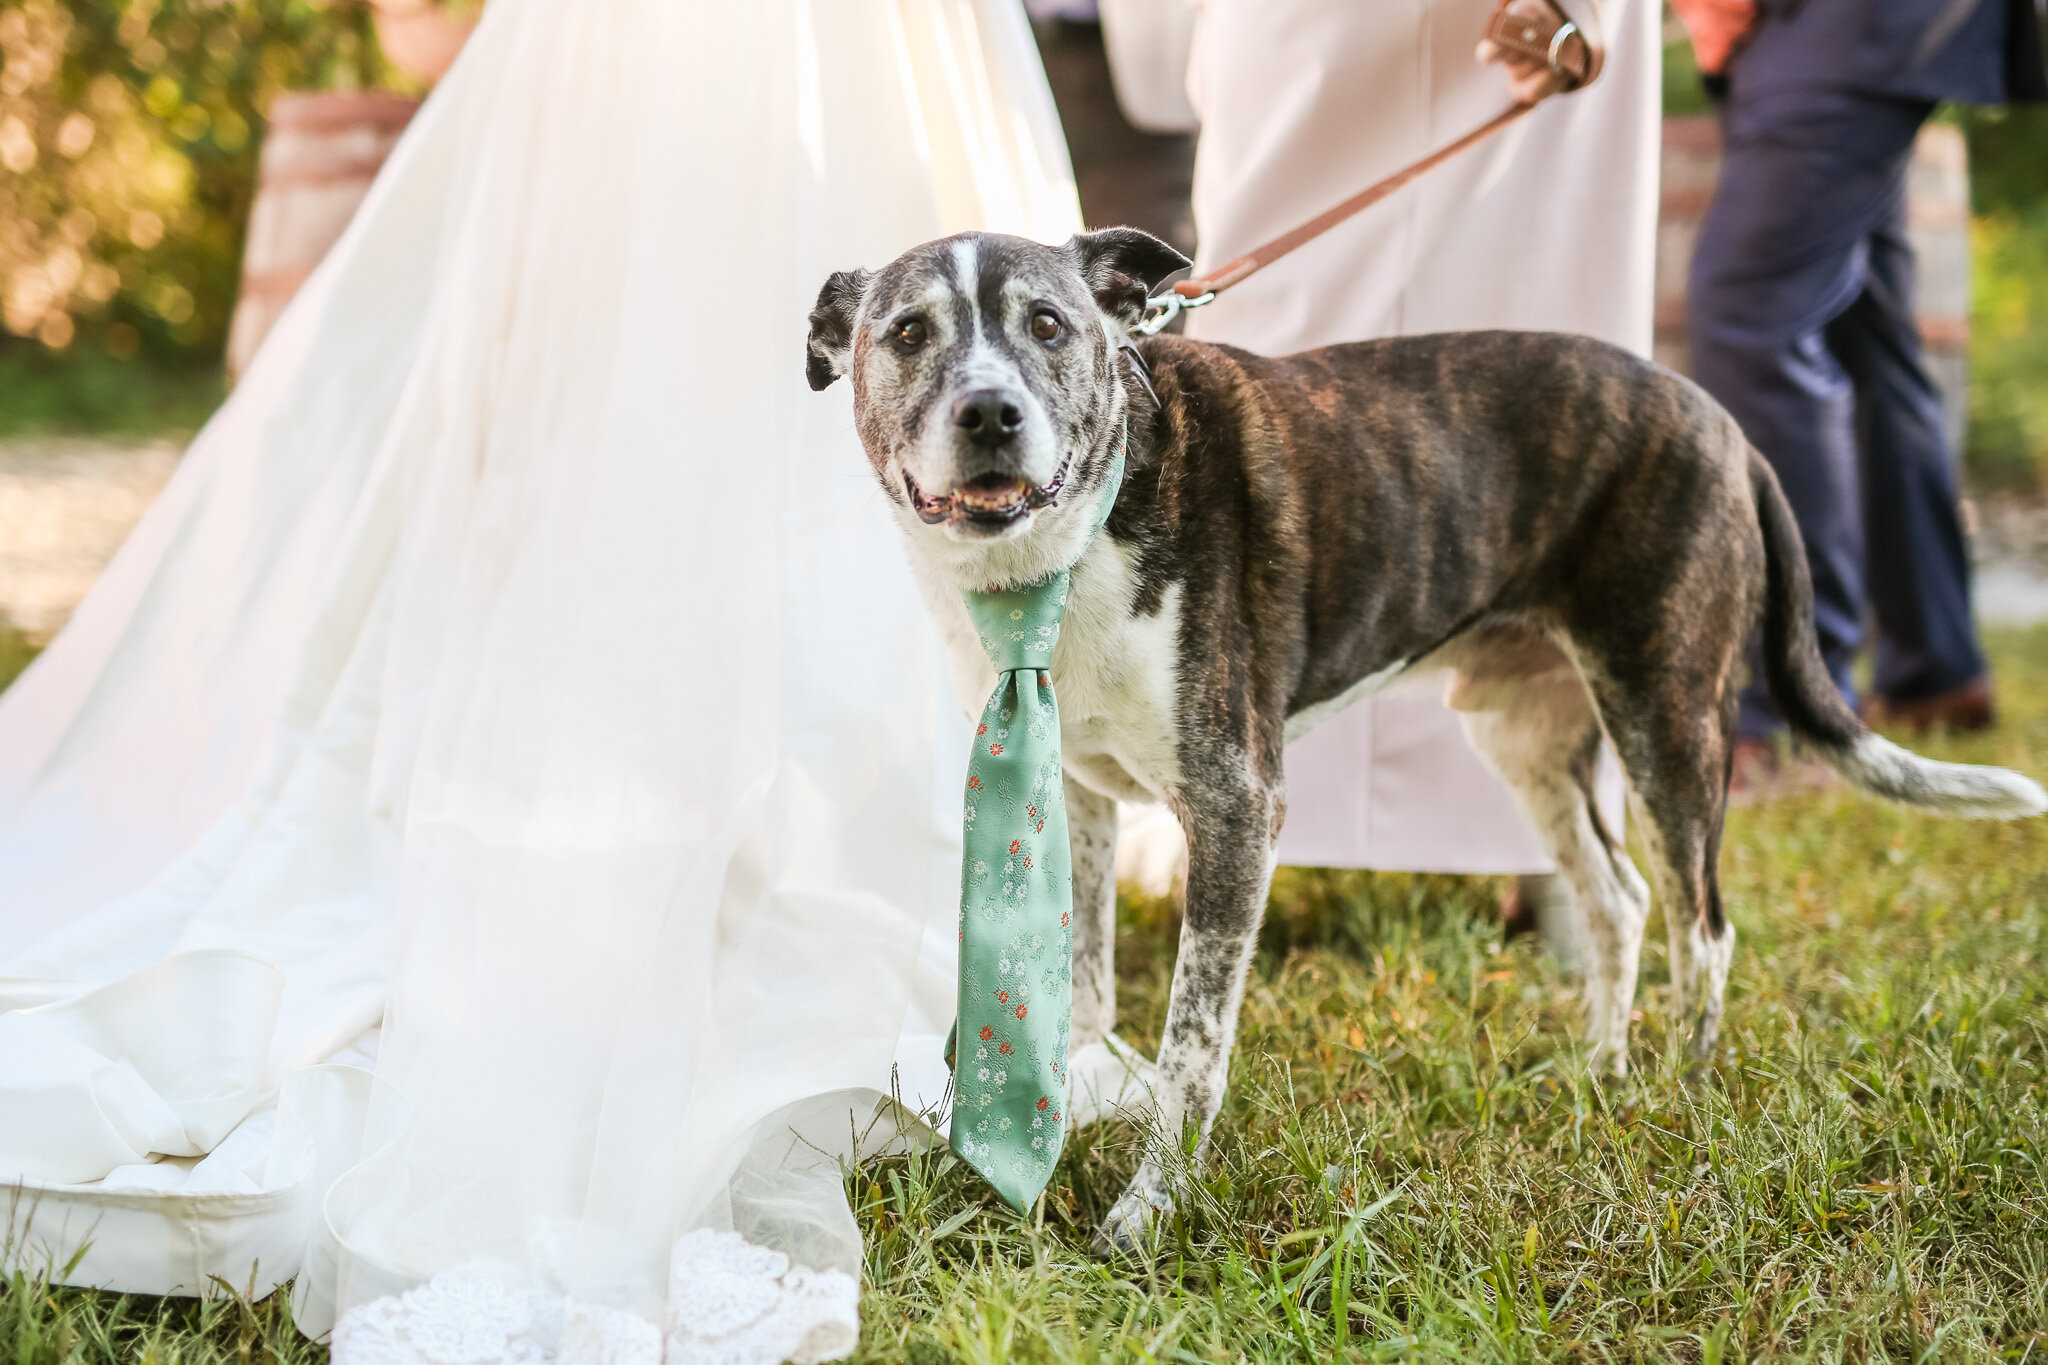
[905,448,1074,530]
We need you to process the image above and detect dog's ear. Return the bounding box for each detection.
[1063,228,1191,330]
[805,268,872,391]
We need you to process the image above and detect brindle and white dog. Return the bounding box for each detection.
[804,227,2047,1252]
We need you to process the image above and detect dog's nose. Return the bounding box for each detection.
[953,390,1026,448]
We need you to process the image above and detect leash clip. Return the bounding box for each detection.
[1547,20,1579,75]
[1135,288,1216,337]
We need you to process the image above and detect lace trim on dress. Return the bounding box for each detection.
[663,1231,857,1365]
[330,1230,857,1365]
[330,1267,661,1365]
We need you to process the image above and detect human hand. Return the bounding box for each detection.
[1476,34,1570,103]
[1670,0,1757,75]
[1475,0,1595,104]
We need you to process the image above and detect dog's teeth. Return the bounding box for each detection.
[957,480,1028,510]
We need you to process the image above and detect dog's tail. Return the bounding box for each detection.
[1750,452,2046,819]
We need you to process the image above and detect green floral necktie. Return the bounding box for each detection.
[948,428,1126,1211]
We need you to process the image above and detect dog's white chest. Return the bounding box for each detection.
[925,539,1181,805]
[1050,542,1182,802]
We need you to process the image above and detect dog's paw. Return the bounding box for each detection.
[1064,1034,1159,1131]
[1686,1010,1723,1059]
[1682,1014,1725,1079]
[1092,1182,1172,1258]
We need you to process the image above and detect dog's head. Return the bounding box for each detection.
[805,229,1187,585]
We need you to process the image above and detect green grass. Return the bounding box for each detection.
[856,625,2048,1363]
[0,624,37,695]
[0,350,223,444]
[6,627,2048,1362]
[0,1260,321,1365]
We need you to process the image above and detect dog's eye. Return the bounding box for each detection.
[1030,310,1061,342]
[894,318,928,349]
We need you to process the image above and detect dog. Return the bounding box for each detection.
[803,227,2047,1252]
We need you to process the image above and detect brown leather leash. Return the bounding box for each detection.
[1136,0,1606,335]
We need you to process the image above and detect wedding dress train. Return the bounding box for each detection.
[0,1,1086,1357]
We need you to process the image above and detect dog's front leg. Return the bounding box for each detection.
[1066,776,1119,1050]
[1096,780,1277,1255]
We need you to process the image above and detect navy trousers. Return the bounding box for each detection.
[1688,89,1987,739]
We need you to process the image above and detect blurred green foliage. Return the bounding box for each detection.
[0,0,383,370]
[1956,105,2048,488]
[1660,26,1713,117]
[0,345,219,436]
[0,618,37,691]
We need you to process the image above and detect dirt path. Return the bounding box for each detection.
[1974,495,2048,626]
[0,438,180,640]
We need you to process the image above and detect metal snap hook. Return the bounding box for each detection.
[1135,289,1216,337]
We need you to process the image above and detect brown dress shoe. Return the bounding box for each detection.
[1867,676,1995,734]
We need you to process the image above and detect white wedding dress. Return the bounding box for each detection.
[0,1,1082,1359]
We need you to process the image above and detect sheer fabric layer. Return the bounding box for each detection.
[0,0,1080,1356]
